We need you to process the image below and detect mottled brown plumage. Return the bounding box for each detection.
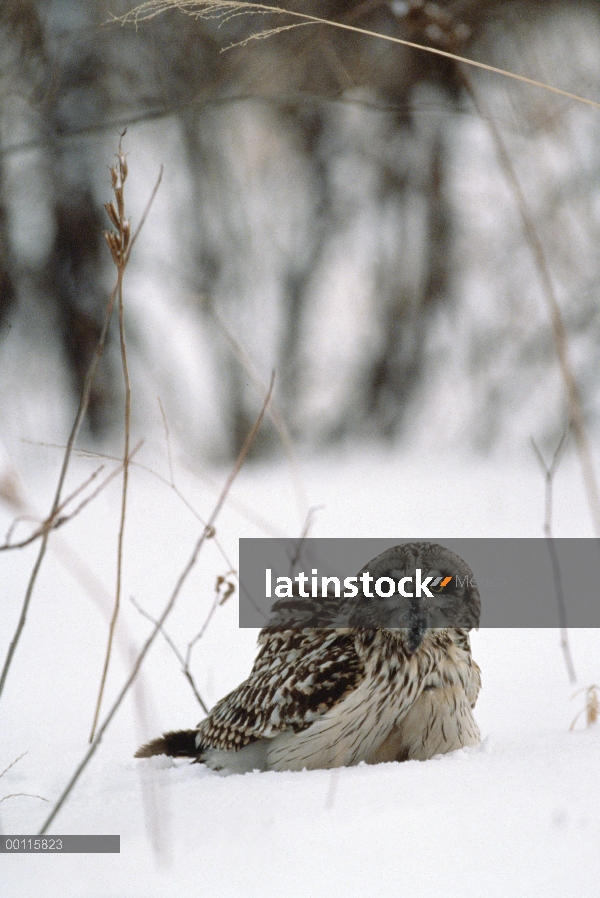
[136,543,482,772]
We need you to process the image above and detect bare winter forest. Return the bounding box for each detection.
[2,1,600,460]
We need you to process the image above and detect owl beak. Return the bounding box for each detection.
[407,627,424,653]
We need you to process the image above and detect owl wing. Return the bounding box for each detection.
[196,628,364,752]
[265,584,354,628]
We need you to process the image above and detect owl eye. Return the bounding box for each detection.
[429,575,454,595]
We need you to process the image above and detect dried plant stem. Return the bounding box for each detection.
[0,752,28,780]
[118,2,600,112]
[1,453,140,552]
[0,793,49,804]
[130,596,209,713]
[462,71,600,539]
[38,374,274,835]
[0,140,160,709]
[90,143,133,743]
[570,684,599,729]
[0,279,118,704]
[210,306,308,520]
[131,569,234,715]
[156,399,236,571]
[531,432,577,684]
[1,466,104,550]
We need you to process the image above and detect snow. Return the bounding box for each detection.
[0,446,599,897]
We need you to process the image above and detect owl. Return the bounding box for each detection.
[135,542,482,772]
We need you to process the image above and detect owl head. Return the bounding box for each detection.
[348,542,481,635]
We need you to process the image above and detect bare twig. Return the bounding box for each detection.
[128,166,163,256]
[0,451,140,552]
[130,595,209,714]
[210,306,308,520]
[0,751,47,805]
[90,139,137,743]
[0,752,28,780]
[531,431,577,684]
[0,793,49,804]
[186,570,236,661]
[288,505,323,574]
[23,439,287,538]
[0,295,117,702]
[570,684,599,730]
[0,467,105,550]
[131,568,235,714]
[155,401,236,572]
[158,397,175,485]
[38,374,274,835]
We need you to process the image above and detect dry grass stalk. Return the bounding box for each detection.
[531,431,576,684]
[38,374,274,835]
[0,751,28,780]
[0,450,140,552]
[0,792,49,804]
[131,569,235,714]
[209,305,308,520]
[131,595,210,714]
[0,124,160,706]
[88,147,163,743]
[156,398,236,571]
[570,685,599,730]
[0,275,119,705]
[89,140,134,743]
[117,2,600,112]
[0,751,48,806]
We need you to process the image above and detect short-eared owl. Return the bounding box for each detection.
[136,542,481,772]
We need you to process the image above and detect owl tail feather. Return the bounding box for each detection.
[135,729,199,759]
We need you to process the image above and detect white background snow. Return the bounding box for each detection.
[0,443,599,897]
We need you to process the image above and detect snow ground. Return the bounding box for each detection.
[0,446,599,897]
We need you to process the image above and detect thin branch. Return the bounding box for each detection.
[21,439,287,538]
[128,166,163,255]
[90,140,135,743]
[130,595,209,714]
[289,505,323,573]
[0,752,27,780]
[0,467,105,549]
[531,431,577,684]
[0,279,118,704]
[210,306,308,520]
[154,401,236,572]
[0,792,49,804]
[38,373,274,835]
[158,397,174,485]
[0,748,44,816]
[0,453,139,552]
[185,570,235,664]
[65,443,142,522]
